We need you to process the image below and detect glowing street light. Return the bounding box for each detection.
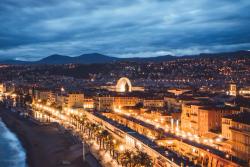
[203,139,208,143]
[119,145,124,152]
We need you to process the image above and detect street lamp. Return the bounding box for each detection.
[119,145,124,152]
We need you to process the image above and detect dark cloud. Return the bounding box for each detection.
[0,0,249,60]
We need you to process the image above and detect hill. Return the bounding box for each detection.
[0,50,249,65]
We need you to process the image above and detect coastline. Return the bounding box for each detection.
[0,108,90,167]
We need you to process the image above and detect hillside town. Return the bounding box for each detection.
[0,64,250,167]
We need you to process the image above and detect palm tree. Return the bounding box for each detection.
[96,129,109,149]
[79,114,87,125]
[113,140,122,162]
[133,151,152,167]
[85,122,93,138]
[96,129,103,148]
[46,111,52,122]
[119,150,134,167]
[106,134,114,155]
[101,130,109,149]
[79,119,84,131]
[83,120,91,133]
[90,123,98,139]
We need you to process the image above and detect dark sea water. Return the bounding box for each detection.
[0,118,27,167]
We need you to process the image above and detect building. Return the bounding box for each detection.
[102,77,144,92]
[113,96,139,109]
[222,117,232,140]
[181,103,239,136]
[0,82,15,93]
[83,98,94,109]
[47,92,56,105]
[229,84,237,96]
[116,77,132,92]
[222,112,250,163]
[94,95,139,111]
[239,86,250,98]
[102,112,243,167]
[164,96,197,112]
[164,96,182,112]
[143,99,165,108]
[181,103,200,135]
[63,93,84,109]
[167,88,191,96]
[36,90,51,102]
[94,96,114,111]
[0,83,6,93]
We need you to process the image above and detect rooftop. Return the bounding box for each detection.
[225,112,250,125]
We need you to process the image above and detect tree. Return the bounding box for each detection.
[90,123,99,139]
[80,114,87,124]
[133,151,152,167]
[106,134,114,155]
[101,130,109,149]
[85,122,93,137]
[96,129,109,149]
[119,150,134,167]
[79,114,87,131]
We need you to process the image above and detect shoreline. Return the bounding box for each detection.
[0,108,90,167]
[0,110,31,167]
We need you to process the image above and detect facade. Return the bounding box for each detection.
[63,93,84,109]
[164,96,197,112]
[94,95,139,111]
[181,104,200,135]
[143,99,165,108]
[83,98,94,109]
[55,94,65,107]
[47,92,56,104]
[222,117,232,140]
[222,112,250,163]
[181,103,239,136]
[164,97,182,112]
[40,91,51,101]
[239,86,250,97]
[229,84,237,96]
[35,90,51,102]
[113,96,139,109]
[0,83,6,93]
[231,121,250,163]
[94,96,114,111]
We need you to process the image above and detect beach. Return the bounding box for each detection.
[0,108,94,167]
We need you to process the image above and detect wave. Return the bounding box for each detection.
[0,119,28,167]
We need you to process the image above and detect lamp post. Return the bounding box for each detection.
[119,144,124,152]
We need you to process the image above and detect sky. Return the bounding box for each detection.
[0,0,250,61]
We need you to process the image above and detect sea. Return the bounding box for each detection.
[0,118,27,167]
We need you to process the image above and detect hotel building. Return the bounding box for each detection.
[222,112,250,164]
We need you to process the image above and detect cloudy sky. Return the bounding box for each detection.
[0,0,250,60]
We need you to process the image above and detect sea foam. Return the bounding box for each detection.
[0,119,27,167]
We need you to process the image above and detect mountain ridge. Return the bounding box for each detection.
[1,50,249,65]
